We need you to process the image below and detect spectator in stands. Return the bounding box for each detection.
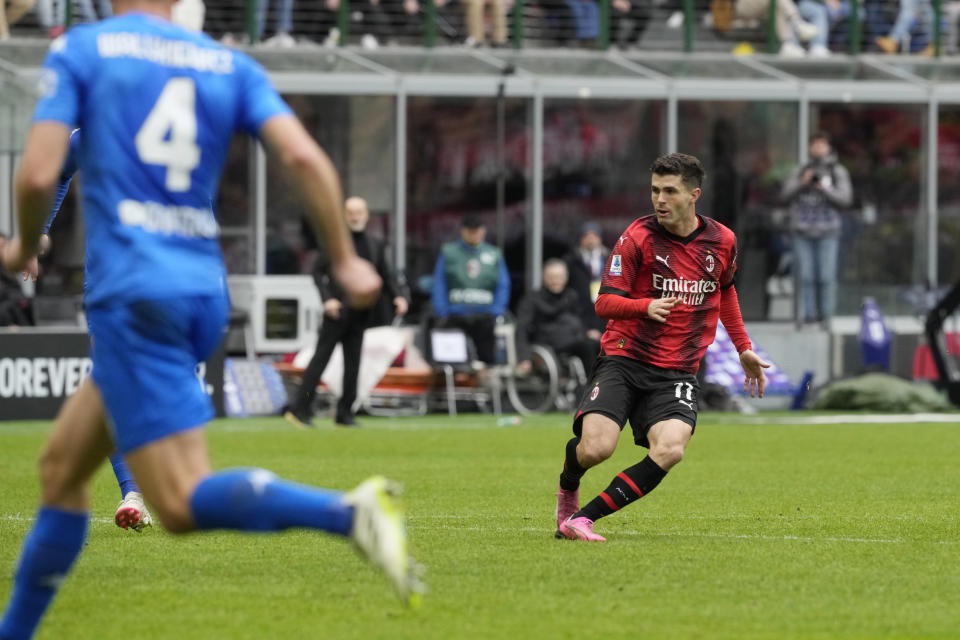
[0,0,33,39]
[610,0,650,49]
[313,0,342,45]
[76,0,111,22]
[350,0,396,48]
[431,214,510,364]
[797,0,849,56]
[781,131,853,328]
[529,0,573,44]
[875,0,935,55]
[515,258,600,378]
[564,221,608,340]
[563,0,599,45]
[462,0,510,46]
[35,0,65,38]
[733,0,820,56]
[944,0,960,53]
[527,0,596,45]
[0,233,34,326]
[284,197,409,429]
[32,0,109,37]
[204,0,247,43]
[390,0,425,41]
[256,0,295,47]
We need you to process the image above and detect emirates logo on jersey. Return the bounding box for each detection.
[652,274,717,307]
[705,253,715,273]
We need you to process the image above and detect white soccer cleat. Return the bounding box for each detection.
[115,491,153,533]
[343,476,424,607]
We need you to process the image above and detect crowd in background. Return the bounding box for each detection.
[0,0,928,339]
[3,0,960,56]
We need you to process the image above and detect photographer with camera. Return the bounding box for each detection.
[781,131,852,328]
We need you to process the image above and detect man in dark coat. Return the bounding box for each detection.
[564,221,608,339]
[515,258,600,377]
[284,197,409,428]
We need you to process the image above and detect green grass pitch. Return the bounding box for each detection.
[1,412,959,639]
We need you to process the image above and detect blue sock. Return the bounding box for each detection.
[109,454,139,499]
[189,469,353,536]
[0,508,88,640]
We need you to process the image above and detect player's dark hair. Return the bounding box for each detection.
[650,153,705,191]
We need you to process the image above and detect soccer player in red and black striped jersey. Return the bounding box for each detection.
[554,153,770,542]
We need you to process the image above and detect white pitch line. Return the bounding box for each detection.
[413,522,960,546]
[409,512,939,522]
[2,514,114,525]
[738,413,960,425]
[3,514,955,546]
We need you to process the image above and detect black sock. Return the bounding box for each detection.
[577,456,667,522]
[558,437,586,491]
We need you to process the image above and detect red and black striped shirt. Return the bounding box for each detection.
[596,214,748,373]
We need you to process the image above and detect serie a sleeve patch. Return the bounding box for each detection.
[610,255,622,276]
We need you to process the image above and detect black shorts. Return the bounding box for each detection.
[573,355,699,448]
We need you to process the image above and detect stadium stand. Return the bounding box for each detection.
[0,0,954,56]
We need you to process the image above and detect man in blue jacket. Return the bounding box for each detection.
[431,214,510,364]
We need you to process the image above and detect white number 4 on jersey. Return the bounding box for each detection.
[135,77,201,192]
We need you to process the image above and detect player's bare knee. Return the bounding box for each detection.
[37,442,74,498]
[579,436,616,466]
[651,441,685,469]
[579,415,619,465]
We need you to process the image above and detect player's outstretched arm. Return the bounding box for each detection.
[739,349,771,398]
[2,123,70,274]
[259,115,381,309]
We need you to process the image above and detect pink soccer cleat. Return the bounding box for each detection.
[114,491,153,533]
[556,516,606,542]
[555,484,580,529]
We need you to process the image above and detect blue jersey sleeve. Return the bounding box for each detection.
[236,53,292,136]
[33,32,89,127]
[43,130,82,234]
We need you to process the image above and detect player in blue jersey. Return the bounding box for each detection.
[0,2,421,637]
[39,128,154,533]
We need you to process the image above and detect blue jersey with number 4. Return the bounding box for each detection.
[32,11,291,306]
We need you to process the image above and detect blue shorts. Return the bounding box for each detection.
[87,295,229,454]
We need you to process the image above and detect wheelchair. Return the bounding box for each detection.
[504,343,589,415]
[424,315,590,416]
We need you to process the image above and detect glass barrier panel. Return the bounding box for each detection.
[406,96,530,312]
[267,94,397,275]
[813,102,926,317]
[677,99,799,322]
[938,105,960,289]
